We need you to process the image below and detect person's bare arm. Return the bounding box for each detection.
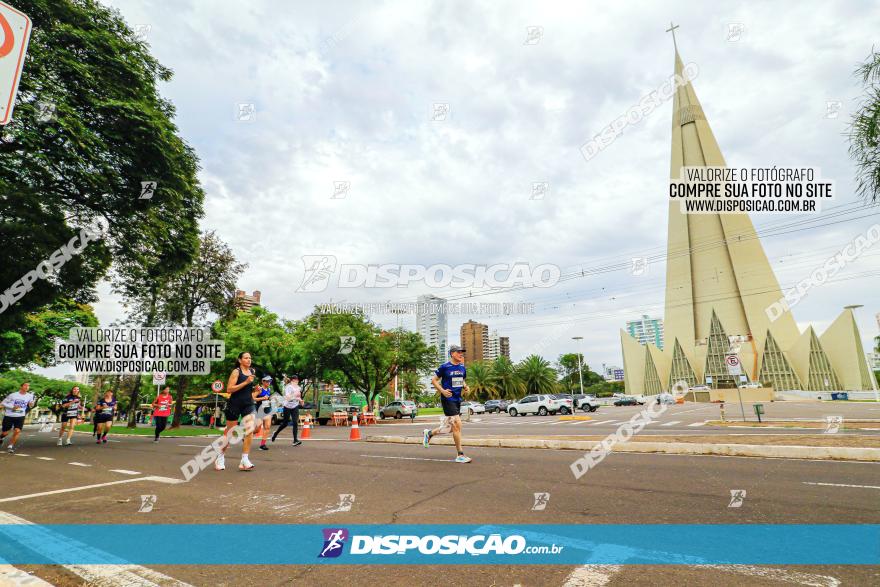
[432,375,451,398]
[228,369,254,393]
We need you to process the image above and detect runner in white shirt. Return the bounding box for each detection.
[1,383,36,454]
[271,375,302,446]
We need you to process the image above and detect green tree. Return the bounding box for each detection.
[517,355,558,395]
[160,231,246,426]
[0,299,97,370]
[465,360,497,401]
[491,356,525,399]
[848,48,880,203]
[0,369,95,412]
[556,353,603,393]
[0,0,204,365]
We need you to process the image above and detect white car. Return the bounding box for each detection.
[460,401,486,415]
[577,395,600,412]
[548,394,574,414]
[738,382,763,389]
[507,394,555,417]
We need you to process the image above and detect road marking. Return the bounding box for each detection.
[702,564,840,587]
[591,420,616,425]
[0,564,54,586]
[803,482,880,490]
[0,476,182,503]
[660,421,681,427]
[563,564,621,587]
[13,454,30,457]
[109,469,141,475]
[688,422,707,427]
[35,457,54,461]
[361,455,455,463]
[68,462,91,467]
[0,511,193,586]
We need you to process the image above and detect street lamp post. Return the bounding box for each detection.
[845,305,880,402]
[572,337,585,413]
[391,308,405,401]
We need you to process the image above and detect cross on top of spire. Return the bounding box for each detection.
[665,21,679,52]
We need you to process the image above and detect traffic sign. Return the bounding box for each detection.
[725,354,742,376]
[211,380,224,392]
[0,2,32,125]
[152,371,167,385]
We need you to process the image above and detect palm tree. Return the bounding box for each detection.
[465,360,498,401]
[848,49,880,203]
[492,356,525,399]
[516,355,558,395]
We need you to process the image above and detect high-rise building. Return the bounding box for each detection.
[621,37,875,394]
[460,320,488,365]
[234,290,261,311]
[485,330,511,361]
[626,315,664,349]
[416,294,448,363]
[604,365,625,382]
[499,336,510,359]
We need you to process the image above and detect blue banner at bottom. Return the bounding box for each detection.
[0,524,877,565]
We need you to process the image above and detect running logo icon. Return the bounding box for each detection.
[531,492,550,511]
[728,489,746,508]
[318,528,349,558]
[297,255,337,292]
[139,495,157,513]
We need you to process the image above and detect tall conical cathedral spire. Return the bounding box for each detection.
[621,30,870,394]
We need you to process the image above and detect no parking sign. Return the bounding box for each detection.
[725,354,742,376]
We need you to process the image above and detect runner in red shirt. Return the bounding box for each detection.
[151,387,173,442]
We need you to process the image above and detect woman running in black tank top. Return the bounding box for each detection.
[215,352,257,471]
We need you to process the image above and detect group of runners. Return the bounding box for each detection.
[1,344,472,464]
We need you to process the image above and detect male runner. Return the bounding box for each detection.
[0,382,36,453]
[423,345,472,463]
[58,386,82,446]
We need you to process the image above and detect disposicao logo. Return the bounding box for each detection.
[318,528,349,558]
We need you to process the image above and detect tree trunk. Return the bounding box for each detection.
[126,374,141,428]
[171,374,188,429]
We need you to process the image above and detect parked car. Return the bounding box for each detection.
[379,400,419,420]
[613,395,645,406]
[738,382,763,389]
[460,401,486,415]
[577,394,600,412]
[483,399,510,413]
[656,392,676,405]
[549,394,574,414]
[507,394,555,417]
[689,385,711,392]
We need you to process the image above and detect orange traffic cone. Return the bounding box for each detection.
[349,417,361,441]
[301,415,311,439]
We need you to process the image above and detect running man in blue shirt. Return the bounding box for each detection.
[423,345,472,463]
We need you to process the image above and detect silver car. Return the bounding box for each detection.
[379,400,418,419]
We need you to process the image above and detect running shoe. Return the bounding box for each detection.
[7,446,14,454]
[239,457,254,471]
[65,440,72,446]
[96,439,101,444]
[214,454,225,471]
[153,438,159,443]
[102,438,108,444]
[259,444,268,451]
[292,440,302,446]
[422,429,431,448]
[57,438,63,446]
[454,455,472,464]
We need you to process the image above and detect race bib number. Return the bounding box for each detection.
[451,376,464,388]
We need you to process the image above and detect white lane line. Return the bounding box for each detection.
[109,469,141,476]
[591,420,616,425]
[0,476,182,503]
[563,564,621,587]
[0,511,192,587]
[13,454,30,457]
[660,421,681,427]
[68,462,91,467]
[35,457,54,461]
[803,482,880,490]
[688,422,707,427]
[703,564,840,587]
[0,564,54,586]
[361,454,454,463]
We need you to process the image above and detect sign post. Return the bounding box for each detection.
[211,380,223,428]
[0,2,32,125]
[726,355,746,421]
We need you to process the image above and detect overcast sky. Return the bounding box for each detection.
[41,0,880,377]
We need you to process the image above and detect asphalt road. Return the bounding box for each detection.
[1,420,878,586]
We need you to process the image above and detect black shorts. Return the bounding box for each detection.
[224,394,256,421]
[95,414,113,424]
[440,399,461,417]
[2,416,26,432]
[61,414,78,422]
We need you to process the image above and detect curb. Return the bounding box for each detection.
[365,435,880,462]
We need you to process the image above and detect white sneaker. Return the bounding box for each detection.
[65,439,72,446]
[214,454,225,471]
[239,456,254,471]
[57,438,63,446]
